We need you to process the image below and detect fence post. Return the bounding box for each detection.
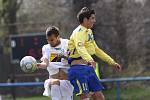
[116,81,120,100]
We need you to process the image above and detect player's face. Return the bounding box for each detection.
[86,14,96,28]
[47,34,60,47]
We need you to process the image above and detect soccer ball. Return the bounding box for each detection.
[20,56,37,73]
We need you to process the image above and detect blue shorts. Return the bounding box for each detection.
[68,64,104,96]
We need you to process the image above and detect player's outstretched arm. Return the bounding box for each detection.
[74,32,93,62]
[93,41,122,71]
[37,57,49,69]
[94,41,116,65]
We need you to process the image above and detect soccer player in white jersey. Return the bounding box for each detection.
[37,26,73,100]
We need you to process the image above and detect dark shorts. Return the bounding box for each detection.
[68,64,104,96]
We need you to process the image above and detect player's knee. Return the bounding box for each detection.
[92,92,105,100]
[79,94,89,100]
[100,94,105,100]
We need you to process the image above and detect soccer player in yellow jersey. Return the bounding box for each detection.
[67,7,122,100]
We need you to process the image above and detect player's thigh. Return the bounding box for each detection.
[88,67,104,92]
[68,66,89,94]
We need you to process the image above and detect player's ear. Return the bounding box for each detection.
[83,18,88,23]
[57,35,60,39]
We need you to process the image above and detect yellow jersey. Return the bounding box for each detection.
[68,25,116,65]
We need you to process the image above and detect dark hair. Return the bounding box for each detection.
[46,26,59,38]
[77,7,95,23]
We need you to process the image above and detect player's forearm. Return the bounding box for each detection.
[37,58,49,69]
[95,47,116,65]
[37,62,48,69]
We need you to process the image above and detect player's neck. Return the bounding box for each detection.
[81,23,90,29]
[51,39,61,47]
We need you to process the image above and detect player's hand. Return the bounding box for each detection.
[50,79,60,85]
[113,63,122,72]
[88,60,96,68]
[36,63,41,68]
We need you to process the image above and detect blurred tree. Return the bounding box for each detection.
[0,0,22,83]
[71,0,98,27]
[73,0,98,13]
[144,0,150,71]
[115,0,128,68]
[1,0,23,35]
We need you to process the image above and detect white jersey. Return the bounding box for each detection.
[42,38,69,76]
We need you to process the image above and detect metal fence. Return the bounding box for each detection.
[0,76,150,100]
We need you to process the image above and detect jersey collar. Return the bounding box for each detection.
[80,25,92,33]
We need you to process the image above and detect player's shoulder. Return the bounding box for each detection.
[60,38,69,44]
[73,25,88,36]
[42,44,50,50]
[88,28,93,33]
[61,38,68,41]
[42,44,49,47]
[73,25,84,33]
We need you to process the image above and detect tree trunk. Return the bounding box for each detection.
[115,0,128,68]
[2,0,19,35]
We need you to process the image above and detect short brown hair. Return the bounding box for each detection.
[46,26,59,38]
[77,7,95,23]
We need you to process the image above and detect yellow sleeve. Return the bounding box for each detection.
[94,41,116,65]
[74,32,93,62]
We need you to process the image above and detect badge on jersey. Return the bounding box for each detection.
[88,33,94,41]
[50,53,61,62]
[78,42,84,47]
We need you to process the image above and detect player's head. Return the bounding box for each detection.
[77,7,96,28]
[46,26,60,47]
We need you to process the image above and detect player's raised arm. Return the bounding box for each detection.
[74,31,93,62]
[37,58,49,69]
[93,41,116,65]
[37,45,49,69]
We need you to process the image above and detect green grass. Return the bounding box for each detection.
[4,85,150,100]
[17,96,49,100]
[103,84,150,100]
[4,95,80,100]
[16,95,80,100]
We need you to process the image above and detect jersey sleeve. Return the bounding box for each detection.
[74,32,93,62]
[60,39,69,65]
[41,45,50,60]
[62,39,69,57]
[93,41,116,65]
